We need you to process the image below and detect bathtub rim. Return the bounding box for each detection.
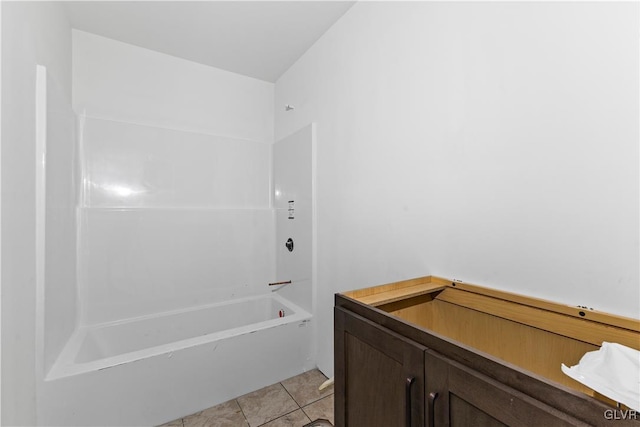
[46,292,311,381]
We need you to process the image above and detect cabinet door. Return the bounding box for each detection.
[335,307,426,427]
[425,350,589,427]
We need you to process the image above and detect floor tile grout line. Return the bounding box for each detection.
[280,376,334,424]
[280,381,303,409]
[300,391,335,410]
[255,406,309,427]
[280,375,334,409]
[301,405,311,421]
[300,394,333,422]
[241,382,301,427]
[282,372,334,404]
[251,382,307,427]
[175,371,332,427]
[235,397,252,426]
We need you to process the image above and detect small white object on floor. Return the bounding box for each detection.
[319,377,334,391]
[561,342,640,411]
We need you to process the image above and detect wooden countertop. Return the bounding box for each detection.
[342,276,448,307]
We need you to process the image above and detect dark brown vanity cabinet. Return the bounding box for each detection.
[335,276,640,427]
[335,307,425,427]
[425,350,587,427]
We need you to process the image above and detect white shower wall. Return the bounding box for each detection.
[273,125,314,313]
[73,30,276,325]
[78,119,274,324]
[80,118,271,208]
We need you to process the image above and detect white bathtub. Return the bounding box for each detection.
[40,294,314,426]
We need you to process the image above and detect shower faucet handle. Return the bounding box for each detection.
[285,238,294,252]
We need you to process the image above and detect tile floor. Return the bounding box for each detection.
[159,369,334,427]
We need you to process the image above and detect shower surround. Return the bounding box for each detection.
[37,30,315,426]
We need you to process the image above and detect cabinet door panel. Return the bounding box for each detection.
[335,307,426,427]
[450,394,507,427]
[344,333,405,425]
[425,350,589,427]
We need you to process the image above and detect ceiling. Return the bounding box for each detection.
[64,1,355,83]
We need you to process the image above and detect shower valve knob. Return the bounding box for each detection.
[285,238,294,252]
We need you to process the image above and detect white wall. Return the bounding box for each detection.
[73,30,273,142]
[73,31,276,325]
[275,2,640,376]
[1,2,74,425]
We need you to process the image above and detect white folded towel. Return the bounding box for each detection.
[562,342,640,411]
